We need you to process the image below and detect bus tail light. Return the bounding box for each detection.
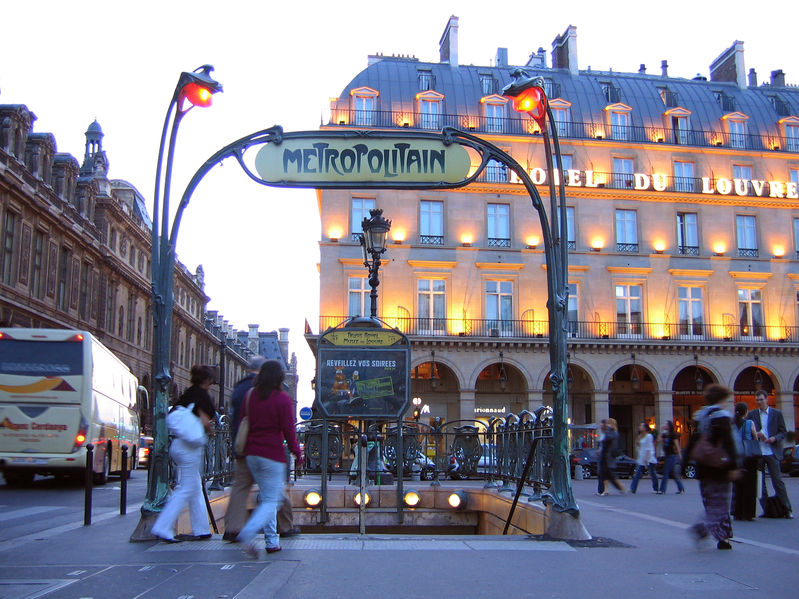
[67,333,84,342]
[72,418,88,452]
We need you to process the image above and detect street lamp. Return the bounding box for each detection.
[412,396,422,421]
[132,66,222,541]
[359,208,391,319]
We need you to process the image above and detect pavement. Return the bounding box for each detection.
[1,476,798,598]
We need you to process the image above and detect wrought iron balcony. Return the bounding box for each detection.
[616,243,639,253]
[738,247,759,258]
[419,235,444,245]
[327,108,796,153]
[317,316,797,345]
[678,245,700,256]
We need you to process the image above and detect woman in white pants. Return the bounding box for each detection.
[151,365,217,543]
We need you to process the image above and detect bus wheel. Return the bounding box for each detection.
[3,469,34,486]
[93,451,110,485]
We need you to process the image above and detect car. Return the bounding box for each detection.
[781,445,799,476]
[570,448,637,479]
[137,436,154,469]
[655,454,697,479]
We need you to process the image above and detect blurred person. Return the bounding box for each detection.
[596,418,625,495]
[747,390,792,519]
[630,422,659,494]
[731,402,759,521]
[658,420,685,494]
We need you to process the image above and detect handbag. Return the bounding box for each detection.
[234,389,253,456]
[690,434,731,468]
[166,403,207,448]
[741,420,762,458]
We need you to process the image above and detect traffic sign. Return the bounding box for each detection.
[299,406,313,420]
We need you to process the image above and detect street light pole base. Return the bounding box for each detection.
[545,507,591,541]
[129,512,160,543]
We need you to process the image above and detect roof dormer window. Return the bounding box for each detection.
[350,86,379,126]
[549,98,572,137]
[416,90,444,130]
[479,73,496,96]
[600,82,621,103]
[480,95,508,134]
[778,116,799,152]
[418,69,435,92]
[605,103,633,141]
[664,106,692,144]
[721,112,749,149]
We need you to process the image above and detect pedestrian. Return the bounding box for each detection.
[237,360,303,558]
[596,418,625,495]
[630,422,659,494]
[151,364,217,543]
[688,384,739,550]
[731,402,759,521]
[658,420,685,494]
[747,390,793,519]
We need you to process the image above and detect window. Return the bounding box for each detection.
[674,161,695,192]
[354,94,375,126]
[126,295,135,343]
[736,215,758,257]
[615,209,638,252]
[487,203,510,247]
[670,115,689,144]
[105,282,115,333]
[601,82,621,103]
[733,165,752,196]
[417,279,446,334]
[420,98,440,130]
[30,230,44,299]
[676,212,699,255]
[79,263,89,320]
[678,286,704,336]
[785,123,799,152]
[610,111,629,140]
[616,284,643,335]
[791,168,799,186]
[567,282,579,336]
[118,306,124,337]
[486,280,513,335]
[351,197,375,241]
[419,200,443,245]
[485,159,508,183]
[348,277,369,317]
[557,154,573,186]
[56,247,70,311]
[1,211,17,285]
[484,102,504,133]
[566,207,575,250]
[479,74,495,96]
[738,288,763,337]
[613,157,634,188]
[552,107,570,137]
[728,119,746,148]
[418,70,434,92]
[794,218,799,259]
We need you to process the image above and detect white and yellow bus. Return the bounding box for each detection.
[0,328,141,485]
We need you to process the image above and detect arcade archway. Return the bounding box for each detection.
[609,360,657,456]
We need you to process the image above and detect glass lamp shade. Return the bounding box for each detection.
[361,209,392,253]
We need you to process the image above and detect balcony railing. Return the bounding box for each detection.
[327,108,796,153]
[317,316,797,344]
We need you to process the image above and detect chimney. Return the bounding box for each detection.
[770,69,785,87]
[496,47,508,68]
[710,40,746,89]
[439,15,459,67]
[639,64,646,74]
[278,327,290,362]
[525,47,547,68]
[748,68,758,87]
[661,60,669,77]
[552,25,578,75]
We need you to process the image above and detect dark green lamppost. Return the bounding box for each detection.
[358,208,392,319]
[131,65,222,541]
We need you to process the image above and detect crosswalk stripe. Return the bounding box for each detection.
[0,506,62,522]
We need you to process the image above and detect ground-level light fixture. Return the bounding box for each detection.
[304,489,322,508]
[403,489,421,508]
[447,490,468,510]
[353,491,371,507]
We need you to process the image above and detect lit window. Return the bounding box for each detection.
[487,203,510,246]
[549,98,572,138]
[616,284,643,336]
[724,114,748,148]
[736,215,758,257]
[794,218,799,259]
[485,159,507,183]
[674,161,694,192]
[676,212,698,255]
[566,207,575,250]
[786,123,799,152]
[613,157,634,188]
[350,86,379,126]
[419,200,443,245]
[567,282,579,336]
[351,197,375,241]
[615,209,638,252]
[484,102,505,133]
[678,286,704,336]
[348,277,369,317]
[738,288,763,337]
[417,279,446,334]
[486,280,513,335]
[417,91,443,130]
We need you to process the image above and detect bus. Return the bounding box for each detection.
[0,328,141,486]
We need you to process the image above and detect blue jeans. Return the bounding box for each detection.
[659,454,685,493]
[238,455,286,549]
[630,464,658,493]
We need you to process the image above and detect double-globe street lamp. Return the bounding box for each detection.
[133,65,222,540]
[358,208,392,320]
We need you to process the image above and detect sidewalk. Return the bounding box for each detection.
[1,478,797,598]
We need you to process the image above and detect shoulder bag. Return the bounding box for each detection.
[234,389,253,456]
[689,409,730,469]
[166,403,207,448]
[741,419,762,458]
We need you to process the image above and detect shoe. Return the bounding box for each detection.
[717,540,732,550]
[175,533,212,541]
[266,546,282,554]
[594,492,609,496]
[153,534,181,544]
[653,490,662,494]
[280,527,301,538]
[676,490,685,495]
[222,531,239,543]
[242,539,259,559]
[630,490,636,494]
[786,512,794,520]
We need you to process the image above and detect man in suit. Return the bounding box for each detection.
[748,390,793,518]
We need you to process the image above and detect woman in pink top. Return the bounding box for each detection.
[237,360,302,558]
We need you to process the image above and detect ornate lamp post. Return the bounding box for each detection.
[358,208,391,319]
[132,65,222,541]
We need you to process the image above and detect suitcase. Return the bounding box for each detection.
[759,495,789,518]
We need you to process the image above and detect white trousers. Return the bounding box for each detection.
[151,438,210,538]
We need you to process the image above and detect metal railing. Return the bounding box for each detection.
[327,109,795,153]
[318,316,798,344]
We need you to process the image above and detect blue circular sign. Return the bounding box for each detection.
[299,406,313,420]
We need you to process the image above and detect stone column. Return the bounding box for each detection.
[527,390,544,413]
[656,391,674,429]
[592,390,609,423]
[459,389,476,421]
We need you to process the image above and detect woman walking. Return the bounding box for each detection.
[688,384,739,550]
[731,402,759,521]
[630,422,659,494]
[151,365,217,543]
[237,360,302,558]
[658,420,685,494]
[597,418,626,495]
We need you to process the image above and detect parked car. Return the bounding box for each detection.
[570,448,637,479]
[655,454,696,479]
[781,445,799,476]
[137,436,153,469]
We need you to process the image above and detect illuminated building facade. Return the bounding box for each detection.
[312,18,798,452]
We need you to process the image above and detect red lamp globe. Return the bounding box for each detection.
[511,86,546,125]
[181,82,215,108]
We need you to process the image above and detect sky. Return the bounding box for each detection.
[2,0,797,410]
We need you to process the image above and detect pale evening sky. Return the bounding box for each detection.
[1,0,796,410]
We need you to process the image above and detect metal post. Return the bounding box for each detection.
[359,433,367,535]
[120,445,128,515]
[84,444,93,526]
[320,418,328,524]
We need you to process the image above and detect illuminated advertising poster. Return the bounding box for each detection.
[317,347,408,418]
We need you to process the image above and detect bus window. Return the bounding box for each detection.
[0,339,83,376]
